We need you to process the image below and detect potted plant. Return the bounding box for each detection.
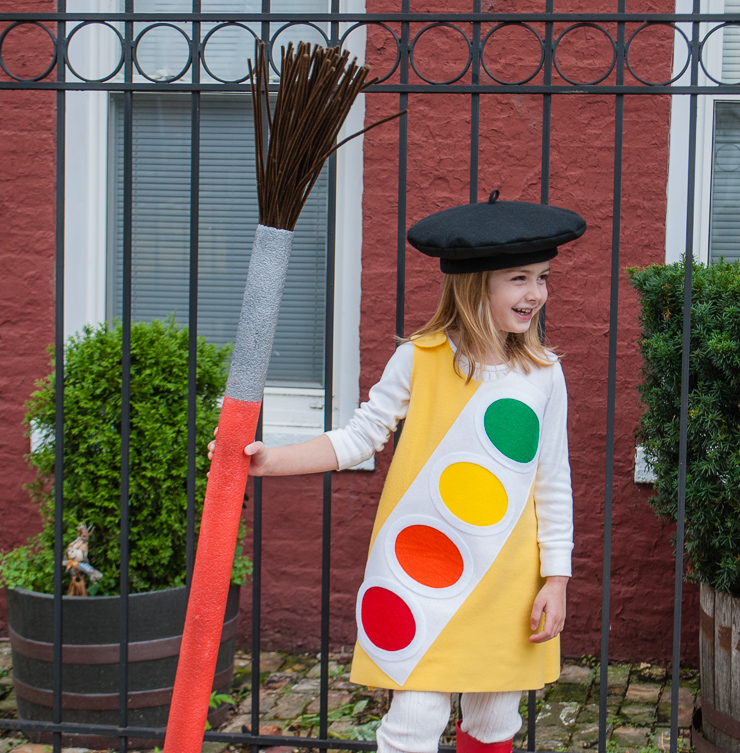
[0,317,251,748]
[629,259,740,753]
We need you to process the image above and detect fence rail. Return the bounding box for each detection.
[1,10,740,91]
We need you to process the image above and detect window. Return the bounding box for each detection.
[64,0,369,458]
[666,0,740,264]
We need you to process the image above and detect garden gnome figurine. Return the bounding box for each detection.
[63,523,103,596]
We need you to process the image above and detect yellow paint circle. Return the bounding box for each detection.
[438,462,508,526]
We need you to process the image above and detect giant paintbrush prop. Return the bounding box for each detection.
[163,42,403,753]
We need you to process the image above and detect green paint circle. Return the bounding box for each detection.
[483,399,539,463]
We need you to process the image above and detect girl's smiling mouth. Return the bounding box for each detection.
[513,308,534,319]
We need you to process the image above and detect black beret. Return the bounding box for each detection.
[407,191,586,274]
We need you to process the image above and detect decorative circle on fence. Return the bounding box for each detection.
[66,21,125,83]
[410,23,472,85]
[201,22,259,84]
[0,21,57,82]
[553,22,617,86]
[626,22,690,86]
[133,22,193,83]
[268,23,331,77]
[340,22,401,84]
[700,22,740,85]
[480,22,545,85]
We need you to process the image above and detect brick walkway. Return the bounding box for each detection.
[0,642,698,753]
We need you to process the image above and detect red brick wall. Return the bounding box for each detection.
[0,8,58,637]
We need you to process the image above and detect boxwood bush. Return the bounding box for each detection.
[0,318,251,595]
[629,258,740,597]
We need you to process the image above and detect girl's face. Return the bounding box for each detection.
[487,261,550,334]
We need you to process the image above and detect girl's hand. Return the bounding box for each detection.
[244,441,271,476]
[207,427,218,463]
[529,576,568,644]
[206,428,272,476]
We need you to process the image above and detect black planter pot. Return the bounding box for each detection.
[7,584,239,749]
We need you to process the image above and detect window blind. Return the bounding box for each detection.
[709,102,740,263]
[708,0,740,263]
[721,0,740,84]
[108,93,328,387]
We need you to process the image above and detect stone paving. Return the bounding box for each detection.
[0,641,698,753]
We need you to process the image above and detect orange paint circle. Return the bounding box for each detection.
[394,525,464,588]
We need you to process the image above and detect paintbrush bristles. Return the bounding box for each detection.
[249,41,402,232]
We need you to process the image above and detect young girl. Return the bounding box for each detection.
[210,194,585,753]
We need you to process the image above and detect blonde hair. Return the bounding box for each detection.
[407,271,557,382]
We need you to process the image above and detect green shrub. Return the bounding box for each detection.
[629,258,740,597]
[0,318,251,595]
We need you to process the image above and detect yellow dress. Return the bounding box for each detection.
[349,333,563,692]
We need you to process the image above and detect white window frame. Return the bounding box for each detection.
[666,0,731,264]
[63,0,370,465]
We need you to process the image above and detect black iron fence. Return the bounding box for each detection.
[0,2,732,753]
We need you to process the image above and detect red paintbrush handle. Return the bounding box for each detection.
[163,396,261,753]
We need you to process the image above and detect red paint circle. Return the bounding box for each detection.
[395,525,464,588]
[361,586,416,651]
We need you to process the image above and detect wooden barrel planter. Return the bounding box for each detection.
[7,584,239,749]
[693,583,740,753]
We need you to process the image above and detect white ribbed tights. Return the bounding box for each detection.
[376,690,522,753]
